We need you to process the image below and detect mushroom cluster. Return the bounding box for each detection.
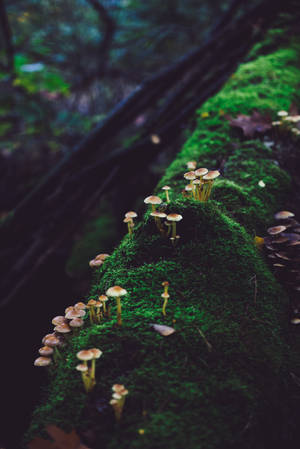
[34,302,88,367]
[263,210,300,323]
[272,110,300,137]
[124,211,138,236]
[106,285,128,326]
[144,194,183,244]
[89,253,110,268]
[183,167,220,202]
[109,384,129,421]
[76,348,102,393]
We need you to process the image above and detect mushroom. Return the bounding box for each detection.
[87,299,97,324]
[124,211,137,235]
[99,295,109,317]
[90,348,103,380]
[38,346,54,357]
[106,286,127,326]
[34,356,52,367]
[69,317,84,331]
[150,211,167,234]
[161,281,170,316]
[144,195,162,212]
[123,217,134,236]
[184,184,193,198]
[183,172,196,198]
[52,316,67,326]
[162,186,171,203]
[166,213,183,242]
[54,323,71,335]
[186,161,197,170]
[201,170,220,201]
[110,384,129,421]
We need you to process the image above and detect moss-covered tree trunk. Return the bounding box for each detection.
[26,8,300,449]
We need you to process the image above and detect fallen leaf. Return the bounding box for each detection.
[28,425,91,449]
[227,110,272,137]
[150,324,176,336]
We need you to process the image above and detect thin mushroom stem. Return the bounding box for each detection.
[165,190,170,203]
[162,297,169,316]
[171,222,177,239]
[116,297,122,326]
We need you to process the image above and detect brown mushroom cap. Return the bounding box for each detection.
[267,225,287,235]
[274,211,295,220]
[77,349,94,361]
[162,185,171,191]
[34,356,52,367]
[166,213,183,222]
[162,281,169,287]
[89,259,103,267]
[144,195,162,205]
[87,299,97,307]
[192,179,201,185]
[123,217,132,223]
[112,384,129,395]
[52,316,67,326]
[74,302,87,310]
[43,335,60,347]
[150,211,167,218]
[183,171,196,181]
[69,318,84,328]
[54,323,71,334]
[90,348,103,359]
[39,346,54,356]
[125,211,137,219]
[99,295,108,302]
[106,286,128,297]
[277,110,288,117]
[194,168,208,177]
[203,170,220,181]
[185,184,193,191]
[65,308,84,320]
[95,253,110,261]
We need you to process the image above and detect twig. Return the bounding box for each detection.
[195,326,213,352]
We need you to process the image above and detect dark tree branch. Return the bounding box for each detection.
[0,0,14,74]
[71,0,116,90]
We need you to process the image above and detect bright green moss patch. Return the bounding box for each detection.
[26,15,300,449]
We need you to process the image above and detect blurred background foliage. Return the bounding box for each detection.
[0,0,229,209]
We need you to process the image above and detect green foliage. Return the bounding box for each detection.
[25,14,300,449]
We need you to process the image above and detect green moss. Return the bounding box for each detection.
[25,13,300,449]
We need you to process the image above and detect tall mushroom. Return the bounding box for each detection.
[201,170,220,201]
[144,195,162,212]
[166,213,183,243]
[162,186,171,203]
[106,286,128,326]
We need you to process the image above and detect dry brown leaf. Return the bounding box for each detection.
[150,323,176,336]
[28,425,91,449]
[227,109,272,137]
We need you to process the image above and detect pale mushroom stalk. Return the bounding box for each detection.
[116,296,122,326]
[165,190,170,203]
[162,293,170,316]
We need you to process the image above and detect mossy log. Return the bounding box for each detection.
[26,9,300,449]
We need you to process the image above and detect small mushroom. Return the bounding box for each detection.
[162,186,171,203]
[38,346,54,357]
[99,295,109,316]
[186,161,197,170]
[34,356,52,367]
[110,384,128,421]
[124,217,134,236]
[52,316,67,326]
[166,213,183,243]
[106,286,128,326]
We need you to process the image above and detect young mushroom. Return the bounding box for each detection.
[110,384,129,421]
[99,295,109,317]
[34,356,52,367]
[186,161,197,170]
[161,281,170,316]
[123,217,133,236]
[166,213,183,244]
[106,286,128,326]
[183,172,196,198]
[162,186,171,203]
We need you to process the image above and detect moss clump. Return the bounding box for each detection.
[25,13,300,449]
